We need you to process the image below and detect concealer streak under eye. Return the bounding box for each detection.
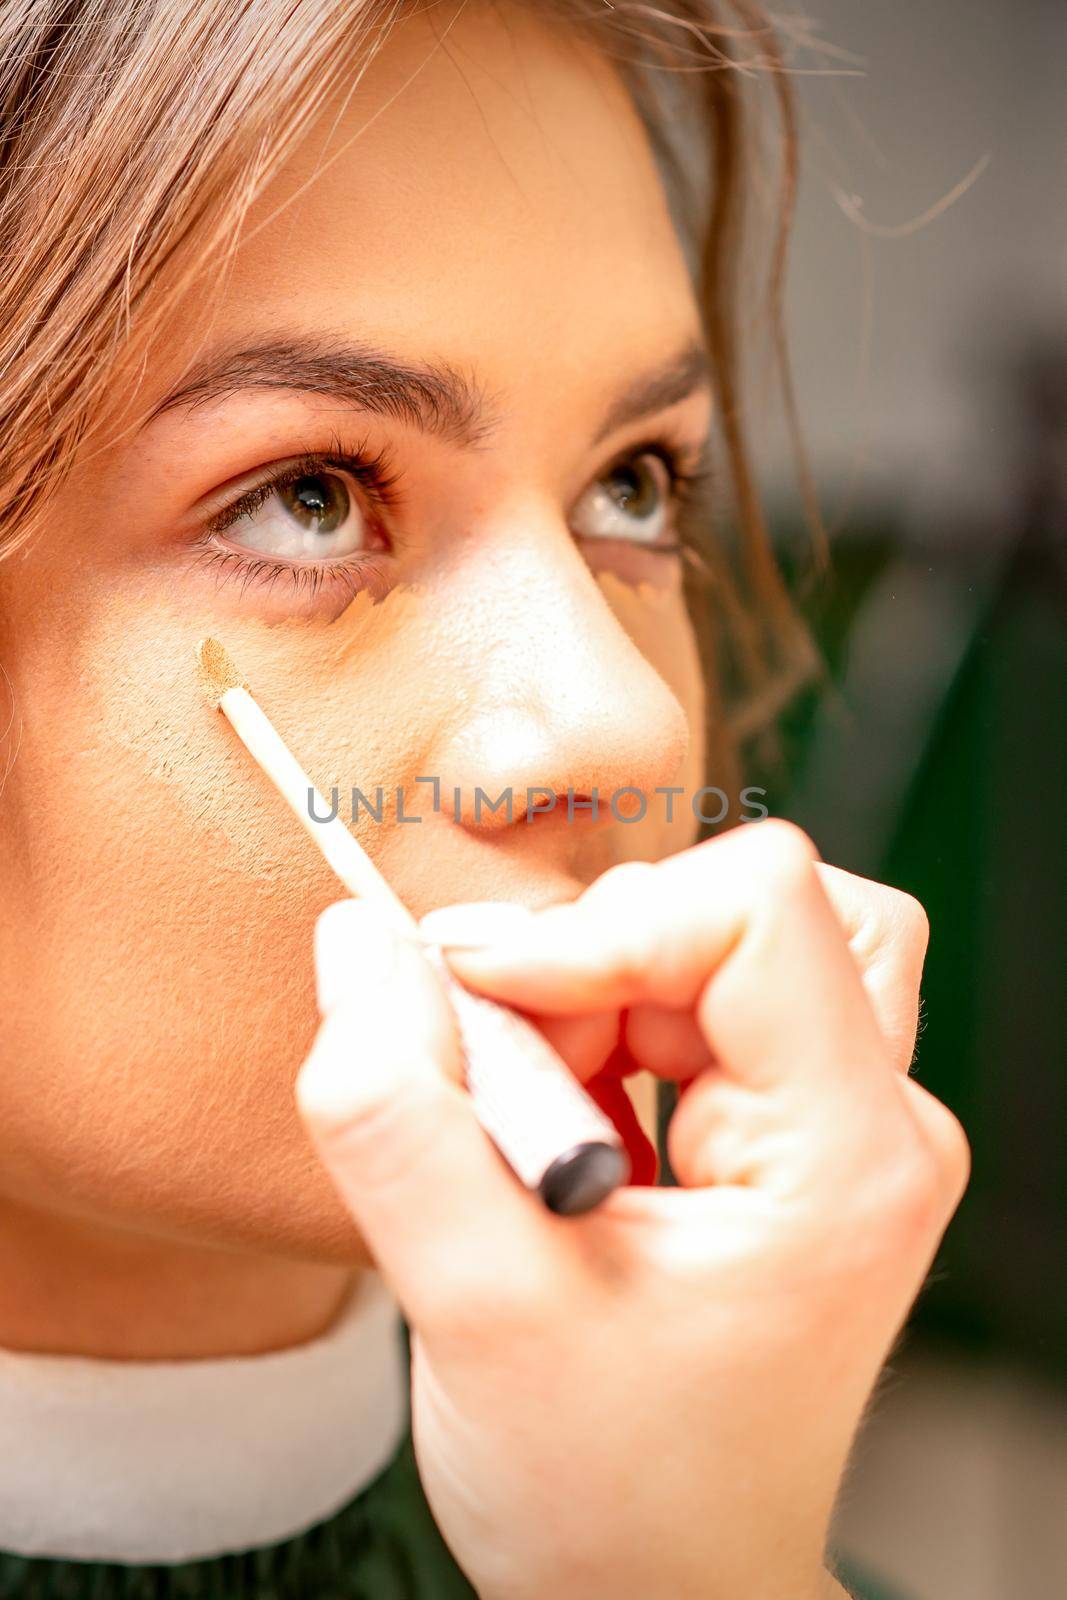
[596,568,706,844]
[85,587,414,880]
[90,560,700,887]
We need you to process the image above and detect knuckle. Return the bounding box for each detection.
[863,1112,967,1243]
[891,889,931,956]
[792,1093,969,1286]
[941,1119,972,1206]
[802,1139,951,1301]
[746,818,820,895]
[825,1144,945,1270]
[819,1094,953,1232]
[884,1144,948,1231]
[911,1086,972,1204]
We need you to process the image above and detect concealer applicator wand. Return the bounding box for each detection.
[195,638,629,1216]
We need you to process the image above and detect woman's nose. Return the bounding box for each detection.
[428,527,694,831]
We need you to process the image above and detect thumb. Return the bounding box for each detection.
[297,900,546,1330]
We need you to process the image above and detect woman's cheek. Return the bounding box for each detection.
[0,584,368,1256]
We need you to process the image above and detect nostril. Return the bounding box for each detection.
[442,783,616,832]
[551,790,599,826]
[518,788,622,828]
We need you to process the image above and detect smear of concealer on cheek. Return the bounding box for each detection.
[88,569,703,896]
[86,587,424,883]
[266,585,441,814]
[595,571,705,743]
[595,568,707,837]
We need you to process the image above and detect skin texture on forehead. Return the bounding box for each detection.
[0,1,708,1355]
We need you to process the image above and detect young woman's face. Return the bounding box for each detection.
[0,5,710,1261]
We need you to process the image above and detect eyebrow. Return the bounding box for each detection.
[590,338,711,445]
[150,333,711,449]
[151,337,495,448]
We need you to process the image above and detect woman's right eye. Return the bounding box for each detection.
[215,467,378,562]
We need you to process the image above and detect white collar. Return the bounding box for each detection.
[0,1270,406,1564]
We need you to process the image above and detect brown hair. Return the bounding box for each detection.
[0,0,817,762]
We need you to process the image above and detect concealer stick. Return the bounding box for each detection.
[195,639,629,1216]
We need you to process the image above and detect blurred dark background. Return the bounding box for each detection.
[751,4,1066,1594]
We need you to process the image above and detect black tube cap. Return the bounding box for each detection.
[538,1141,630,1216]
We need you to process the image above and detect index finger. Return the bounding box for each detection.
[425,821,891,1098]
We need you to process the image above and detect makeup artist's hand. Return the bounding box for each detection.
[297,820,969,1600]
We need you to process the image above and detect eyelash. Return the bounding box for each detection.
[192,433,398,600]
[193,429,710,599]
[204,434,400,539]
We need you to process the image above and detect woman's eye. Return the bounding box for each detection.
[217,469,374,561]
[571,452,674,546]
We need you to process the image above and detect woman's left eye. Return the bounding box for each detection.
[208,458,389,563]
[571,452,676,546]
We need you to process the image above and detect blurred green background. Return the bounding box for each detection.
[764,473,1066,1377]
[735,5,1066,1594]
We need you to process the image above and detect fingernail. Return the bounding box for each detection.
[418,900,535,952]
[315,900,401,1013]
